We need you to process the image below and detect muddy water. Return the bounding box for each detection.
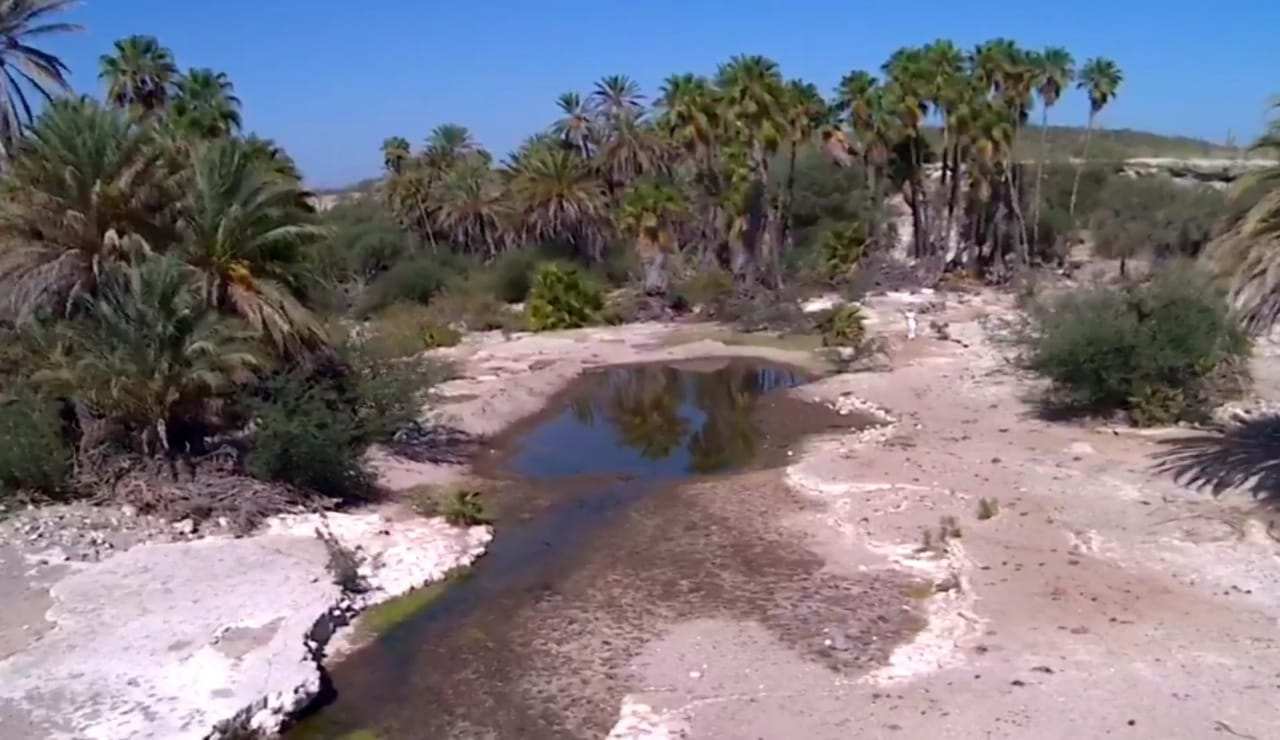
[290,359,917,739]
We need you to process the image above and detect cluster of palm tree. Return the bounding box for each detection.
[0,8,327,459]
[377,41,1123,290]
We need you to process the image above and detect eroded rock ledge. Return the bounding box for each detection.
[0,511,489,739]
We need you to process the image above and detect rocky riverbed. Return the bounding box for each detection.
[3,288,1280,739]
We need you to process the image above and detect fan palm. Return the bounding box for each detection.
[381,136,411,174]
[99,35,177,115]
[1069,57,1123,217]
[657,73,719,167]
[780,80,829,244]
[0,0,80,158]
[598,111,668,193]
[590,74,645,122]
[177,138,328,354]
[423,123,481,172]
[716,54,785,283]
[617,180,689,294]
[551,92,594,158]
[1202,99,1280,331]
[508,145,607,260]
[0,98,173,325]
[1031,47,1075,241]
[34,256,262,455]
[170,68,242,139]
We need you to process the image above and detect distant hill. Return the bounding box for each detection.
[314,126,1261,197]
[923,125,1255,162]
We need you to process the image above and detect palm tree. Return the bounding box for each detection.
[657,73,719,167]
[99,35,178,115]
[0,0,80,158]
[433,158,507,256]
[1202,99,1280,331]
[590,74,645,122]
[170,68,242,139]
[616,180,689,294]
[381,136,411,173]
[423,123,481,171]
[551,92,594,158]
[716,54,785,285]
[177,138,328,354]
[508,145,607,260]
[35,256,262,454]
[1031,47,1075,242]
[0,98,172,326]
[780,80,828,247]
[1069,57,1123,217]
[597,111,668,195]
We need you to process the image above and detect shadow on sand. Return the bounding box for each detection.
[1153,414,1280,507]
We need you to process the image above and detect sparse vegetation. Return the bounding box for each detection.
[977,497,1000,520]
[441,489,492,527]
[318,528,368,595]
[1028,265,1250,424]
[0,389,71,499]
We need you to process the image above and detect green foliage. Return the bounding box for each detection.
[818,304,867,347]
[246,346,441,500]
[820,223,868,281]
[0,388,70,498]
[524,262,604,331]
[356,252,468,316]
[1029,265,1250,424]
[485,248,540,303]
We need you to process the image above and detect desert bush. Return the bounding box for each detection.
[821,222,868,281]
[675,266,735,311]
[817,304,867,347]
[0,388,70,498]
[357,252,468,317]
[442,489,491,526]
[1028,265,1250,423]
[425,284,520,332]
[363,303,461,361]
[524,263,604,331]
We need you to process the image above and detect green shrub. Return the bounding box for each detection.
[817,304,867,347]
[357,252,467,317]
[441,489,491,526]
[425,286,520,332]
[363,303,460,360]
[0,389,70,498]
[524,263,604,331]
[821,223,868,281]
[245,347,442,500]
[485,248,540,303]
[1029,265,1250,423]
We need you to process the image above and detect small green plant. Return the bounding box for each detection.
[821,222,867,281]
[817,304,867,348]
[1128,384,1187,427]
[442,489,492,527]
[524,262,604,331]
[917,515,963,555]
[0,388,70,498]
[976,497,1000,520]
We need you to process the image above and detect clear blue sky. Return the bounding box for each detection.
[44,0,1280,188]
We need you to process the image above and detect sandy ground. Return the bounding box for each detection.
[604,294,1280,740]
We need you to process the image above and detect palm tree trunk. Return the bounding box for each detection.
[783,140,799,248]
[1069,111,1096,219]
[1032,107,1050,249]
